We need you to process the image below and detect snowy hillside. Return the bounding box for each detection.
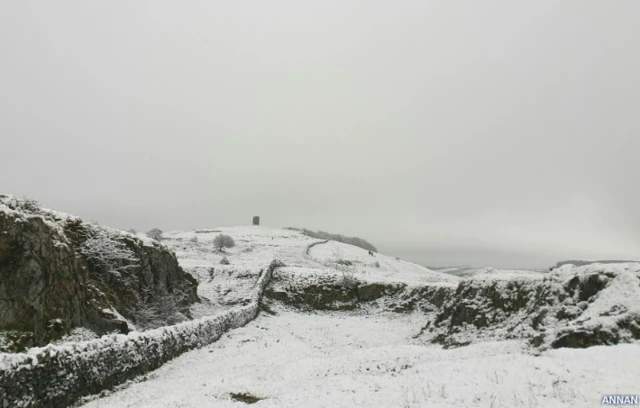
[4,223,639,407]
[306,239,460,284]
[163,226,457,283]
[158,226,458,318]
[74,226,640,408]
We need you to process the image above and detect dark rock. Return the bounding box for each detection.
[532,308,548,329]
[556,306,582,320]
[0,195,198,350]
[267,291,289,301]
[551,328,619,349]
[564,273,608,301]
[0,212,87,348]
[357,282,397,302]
[529,333,545,347]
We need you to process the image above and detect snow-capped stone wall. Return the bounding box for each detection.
[0,261,281,408]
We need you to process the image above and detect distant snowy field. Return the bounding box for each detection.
[307,239,460,284]
[159,226,458,316]
[80,226,640,408]
[431,265,549,278]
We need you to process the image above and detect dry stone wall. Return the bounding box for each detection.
[0,261,281,408]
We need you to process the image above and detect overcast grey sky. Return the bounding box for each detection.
[1,1,639,268]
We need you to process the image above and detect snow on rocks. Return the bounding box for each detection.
[0,261,280,408]
[4,220,640,407]
[79,309,640,408]
[424,262,640,349]
[547,263,640,348]
[73,229,640,408]
[162,227,457,317]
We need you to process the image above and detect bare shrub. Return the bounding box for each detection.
[331,245,344,261]
[213,234,235,252]
[78,227,138,282]
[331,245,355,266]
[341,268,358,289]
[146,228,163,241]
[190,235,198,244]
[18,195,41,212]
[219,256,230,265]
[373,261,381,268]
[132,287,189,330]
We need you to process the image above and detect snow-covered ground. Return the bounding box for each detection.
[81,308,640,408]
[78,226,640,407]
[160,227,458,317]
[307,239,460,284]
[161,227,320,317]
[431,265,549,279]
[163,227,457,284]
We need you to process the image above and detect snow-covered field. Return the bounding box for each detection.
[160,227,458,317]
[79,226,640,407]
[307,239,460,284]
[160,227,320,317]
[81,309,640,408]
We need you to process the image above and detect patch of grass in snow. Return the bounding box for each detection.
[229,392,264,404]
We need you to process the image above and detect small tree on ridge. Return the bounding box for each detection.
[213,234,235,252]
[146,228,163,241]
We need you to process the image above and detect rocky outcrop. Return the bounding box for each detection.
[264,267,451,313]
[0,195,198,351]
[424,264,640,349]
[0,261,279,408]
[0,211,88,351]
[266,269,360,311]
[265,261,640,351]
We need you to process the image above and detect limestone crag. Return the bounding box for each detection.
[0,195,198,351]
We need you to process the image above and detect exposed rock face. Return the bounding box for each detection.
[265,261,640,351]
[0,263,276,408]
[265,270,360,311]
[265,267,451,313]
[0,195,198,351]
[425,265,640,349]
[0,211,88,349]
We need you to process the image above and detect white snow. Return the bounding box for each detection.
[551,261,640,279]
[80,308,640,408]
[470,267,549,281]
[4,220,637,407]
[160,227,458,318]
[306,239,460,284]
[75,228,640,407]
